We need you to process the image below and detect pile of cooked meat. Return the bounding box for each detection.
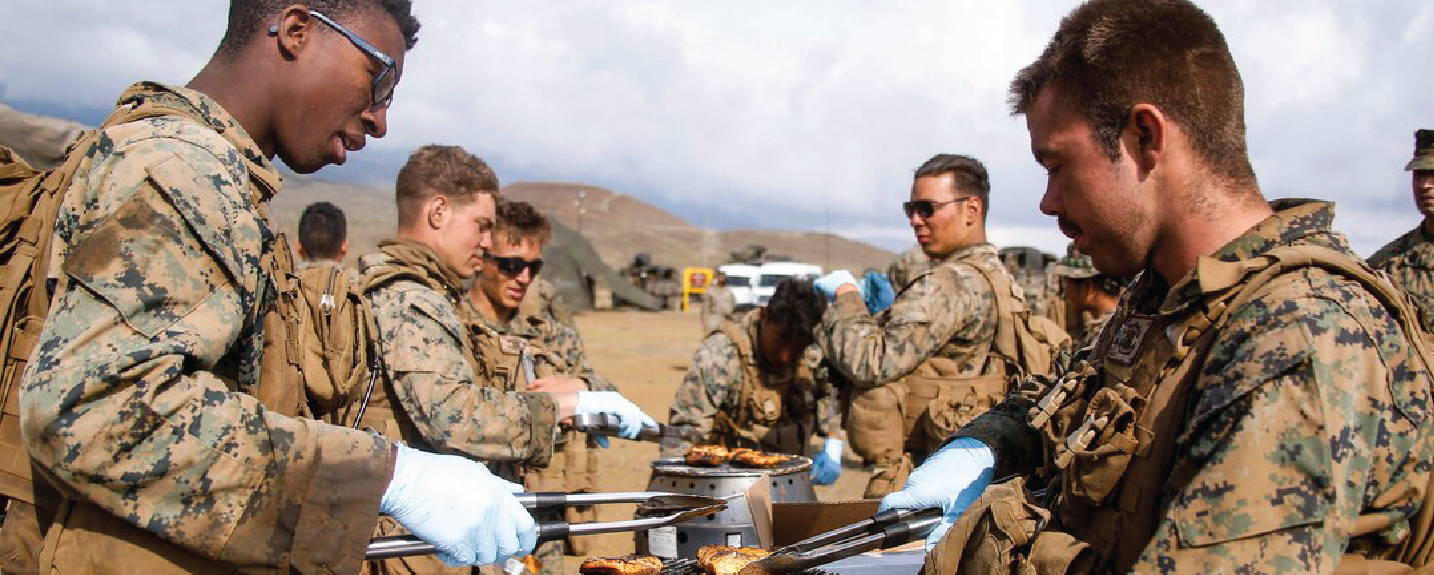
[683,445,791,468]
[577,545,771,575]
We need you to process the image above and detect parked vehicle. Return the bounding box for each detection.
[719,261,822,309]
[718,263,761,308]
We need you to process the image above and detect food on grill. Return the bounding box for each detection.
[729,448,790,468]
[684,445,791,468]
[696,545,770,574]
[578,554,663,574]
[701,546,770,574]
[685,445,732,466]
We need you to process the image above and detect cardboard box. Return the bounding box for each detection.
[770,500,881,548]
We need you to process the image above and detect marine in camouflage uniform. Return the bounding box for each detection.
[1048,245,1121,349]
[700,273,738,334]
[468,200,615,573]
[933,201,1434,573]
[360,239,558,459]
[886,244,933,290]
[665,279,841,458]
[358,149,557,575]
[16,82,393,573]
[1368,128,1434,333]
[820,154,1053,497]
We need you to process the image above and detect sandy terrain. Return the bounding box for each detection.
[560,309,871,570]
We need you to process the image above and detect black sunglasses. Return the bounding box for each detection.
[271,10,398,109]
[902,197,973,219]
[485,254,544,277]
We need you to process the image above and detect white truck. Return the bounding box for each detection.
[720,261,823,309]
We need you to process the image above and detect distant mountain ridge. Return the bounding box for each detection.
[0,102,895,274]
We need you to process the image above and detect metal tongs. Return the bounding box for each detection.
[569,413,700,444]
[366,491,732,559]
[734,507,942,574]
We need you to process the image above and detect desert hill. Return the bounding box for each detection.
[0,102,895,274]
[503,182,894,272]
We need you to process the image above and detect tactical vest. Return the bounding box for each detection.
[1021,245,1434,573]
[468,317,562,393]
[467,312,602,556]
[706,311,818,455]
[847,255,1069,468]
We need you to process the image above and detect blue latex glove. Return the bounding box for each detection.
[813,270,861,301]
[381,444,537,566]
[576,391,659,448]
[878,437,995,549]
[860,271,896,313]
[810,438,844,485]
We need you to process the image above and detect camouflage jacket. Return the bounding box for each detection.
[20,82,390,572]
[701,286,737,334]
[1369,224,1434,332]
[955,200,1434,573]
[360,240,558,465]
[665,310,843,457]
[818,242,1001,388]
[468,309,616,394]
[887,245,934,290]
[517,277,576,331]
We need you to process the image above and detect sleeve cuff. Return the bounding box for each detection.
[949,398,1042,480]
[219,422,393,573]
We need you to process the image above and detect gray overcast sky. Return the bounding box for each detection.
[2,1,1431,256]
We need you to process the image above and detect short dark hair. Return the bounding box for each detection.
[218,0,421,58]
[395,145,500,227]
[495,200,553,247]
[764,279,827,343]
[297,201,347,260]
[1010,0,1255,186]
[914,154,991,215]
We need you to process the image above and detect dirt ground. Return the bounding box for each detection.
[559,309,871,570]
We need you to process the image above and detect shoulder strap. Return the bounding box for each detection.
[718,315,762,428]
[948,259,1024,375]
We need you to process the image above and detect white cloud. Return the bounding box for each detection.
[1,1,1430,257]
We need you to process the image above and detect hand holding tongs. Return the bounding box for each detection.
[733,507,942,574]
[568,413,699,443]
[366,491,733,559]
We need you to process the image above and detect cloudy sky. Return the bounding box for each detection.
[2,1,1430,256]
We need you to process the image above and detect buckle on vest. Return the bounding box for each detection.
[1055,413,1109,469]
[1028,377,1077,430]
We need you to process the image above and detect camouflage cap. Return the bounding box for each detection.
[1050,244,1099,279]
[1406,129,1434,171]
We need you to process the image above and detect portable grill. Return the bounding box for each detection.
[637,456,816,560]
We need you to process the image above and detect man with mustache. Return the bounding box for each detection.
[1368,129,1434,332]
[880,1,1434,573]
[814,154,1066,497]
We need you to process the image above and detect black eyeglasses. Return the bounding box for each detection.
[485,254,544,277]
[271,10,398,109]
[902,197,973,219]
